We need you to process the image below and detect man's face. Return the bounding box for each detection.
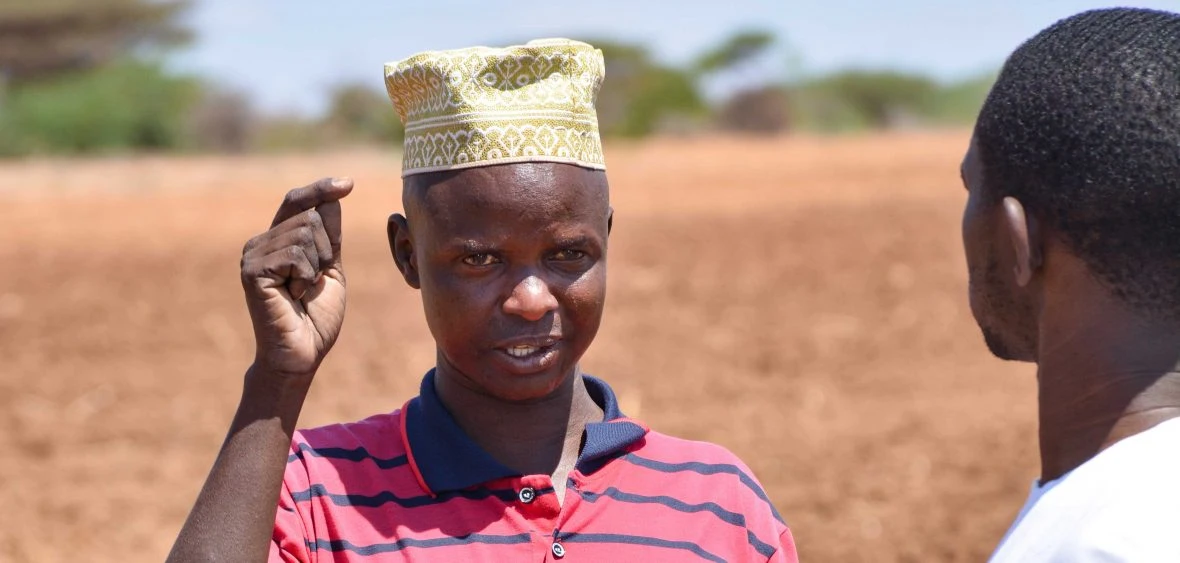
[960,137,1038,362]
[392,162,611,402]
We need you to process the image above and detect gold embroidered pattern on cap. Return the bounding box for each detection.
[384,38,606,177]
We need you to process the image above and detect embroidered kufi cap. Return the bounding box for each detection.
[384,38,606,177]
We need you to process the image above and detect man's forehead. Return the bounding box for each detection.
[402,166,608,241]
[408,164,606,207]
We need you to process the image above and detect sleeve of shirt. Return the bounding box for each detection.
[1063,531,1180,563]
[766,528,800,563]
[269,439,315,563]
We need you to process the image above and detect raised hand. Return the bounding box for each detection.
[240,177,353,379]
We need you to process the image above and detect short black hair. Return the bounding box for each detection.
[974,7,1180,318]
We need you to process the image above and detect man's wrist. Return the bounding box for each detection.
[238,362,315,420]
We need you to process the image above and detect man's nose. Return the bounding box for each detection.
[502,275,559,321]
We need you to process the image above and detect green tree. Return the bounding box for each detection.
[323,83,404,144]
[0,0,190,83]
[575,38,705,137]
[0,60,199,154]
[926,72,997,125]
[0,0,200,155]
[693,30,776,76]
[694,30,791,133]
[791,70,940,130]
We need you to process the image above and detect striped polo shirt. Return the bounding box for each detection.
[270,371,798,562]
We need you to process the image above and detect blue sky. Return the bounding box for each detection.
[171,0,1179,116]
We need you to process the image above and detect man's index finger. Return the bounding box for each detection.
[271,177,354,228]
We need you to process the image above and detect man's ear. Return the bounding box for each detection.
[1002,197,1043,287]
[387,214,420,289]
[607,207,614,236]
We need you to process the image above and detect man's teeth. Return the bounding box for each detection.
[506,345,541,357]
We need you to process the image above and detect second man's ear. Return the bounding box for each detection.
[387,214,420,289]
[1002,197,1042,287]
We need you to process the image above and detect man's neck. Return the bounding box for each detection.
[1036,303,1180,483]
[433,365,604,481]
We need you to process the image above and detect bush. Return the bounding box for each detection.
[323,83,403,145]
[791,70,938,130]
[715,87,791,134]
[925,72,996,126]
[785,69,997,132]
[0,60,199,156]
[187,87,254,153]
[573,38,707,138]
[253,115,329,153]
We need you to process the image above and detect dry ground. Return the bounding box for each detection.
[0,131,1038,562]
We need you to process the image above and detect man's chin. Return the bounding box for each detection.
[481,370,573,403]
[981,327,1034,362]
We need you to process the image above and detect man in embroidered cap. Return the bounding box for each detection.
[167,39,798,563]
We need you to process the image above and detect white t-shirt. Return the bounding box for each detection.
[988,417,1180,562]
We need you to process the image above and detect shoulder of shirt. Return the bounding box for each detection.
[290,409,407,458]
[629,429,788,527]
[992,419,1180,561]
[1052,517,1180,562]
[637,429,759,468]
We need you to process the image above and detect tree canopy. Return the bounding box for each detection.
[0,0,190,82]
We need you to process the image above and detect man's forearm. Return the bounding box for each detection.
[166,365,313,563]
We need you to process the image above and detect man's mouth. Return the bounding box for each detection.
[493,338,561,373]
[505,344,547,358]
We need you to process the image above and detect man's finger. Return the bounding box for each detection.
[307,211,334,270]
[244,246,318,297]
[244,222,324,272]
[283,251,317,301]
[316,200,343,267]
[271,177,354,228]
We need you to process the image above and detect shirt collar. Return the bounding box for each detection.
[401,369,648,495]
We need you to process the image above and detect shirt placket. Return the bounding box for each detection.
[543,474,590,561]
[514,474,563,561]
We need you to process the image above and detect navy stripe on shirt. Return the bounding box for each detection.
[622,453,786,524]
[748,530,777,558]
[306,533,533,555]
[287,443,408,470]
[559,532,726,563]
[290,484,518,509]
[577,486,777,558]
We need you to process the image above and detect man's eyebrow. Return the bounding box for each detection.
[444,239,497,253]
[554,234,594,247]
[441,233,599,252]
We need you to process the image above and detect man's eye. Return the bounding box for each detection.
[552,249,586,261]
[462,253,499,266]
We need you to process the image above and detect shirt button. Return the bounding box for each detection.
[551,542,565,558]
[518,487,536,504]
